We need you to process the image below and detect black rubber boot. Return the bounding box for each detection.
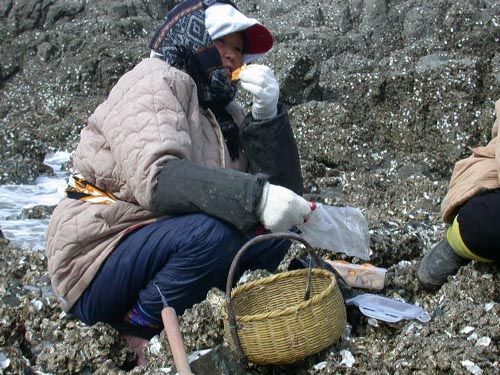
[417,239,470,289]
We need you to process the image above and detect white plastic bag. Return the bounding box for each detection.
[346,294,431,322]
[297,203,370,260]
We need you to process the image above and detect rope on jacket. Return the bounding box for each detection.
[66,173,117,204]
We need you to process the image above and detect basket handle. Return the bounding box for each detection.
[225,231,325,366]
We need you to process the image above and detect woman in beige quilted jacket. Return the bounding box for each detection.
[46,0,312,365]
[417,99,500,288]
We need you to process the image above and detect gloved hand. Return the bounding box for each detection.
[239,64,279,120]
[257,182,312,233]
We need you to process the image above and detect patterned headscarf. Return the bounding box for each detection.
[149,0,237,110]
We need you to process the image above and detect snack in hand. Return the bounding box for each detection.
[231,65,248,81]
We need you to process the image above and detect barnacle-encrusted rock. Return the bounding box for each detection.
[1,0,500,374]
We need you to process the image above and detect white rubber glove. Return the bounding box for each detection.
[239,64,279,120]
[257,182,312,233]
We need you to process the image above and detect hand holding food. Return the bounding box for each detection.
[238,64,279,120]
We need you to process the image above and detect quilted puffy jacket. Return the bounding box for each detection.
[441,99,500,223]
[45,58,252,311]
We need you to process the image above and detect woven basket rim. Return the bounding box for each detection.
[225,268,339,323]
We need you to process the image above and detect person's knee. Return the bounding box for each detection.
[191,215,242,266]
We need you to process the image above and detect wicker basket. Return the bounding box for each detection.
[222,233,347,365]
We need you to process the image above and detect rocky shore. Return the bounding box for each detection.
[1,0,499,374]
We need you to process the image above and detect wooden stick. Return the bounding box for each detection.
[161,306,194,375]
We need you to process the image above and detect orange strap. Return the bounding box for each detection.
[66,173,117,205]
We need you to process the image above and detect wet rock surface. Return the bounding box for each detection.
[1,0,499,374]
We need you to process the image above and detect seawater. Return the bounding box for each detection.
[0,151,70,250]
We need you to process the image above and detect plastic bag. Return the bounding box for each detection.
[346,294,431,323]
[297,203,370,260]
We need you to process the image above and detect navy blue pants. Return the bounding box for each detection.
[456,188,500,262]
[71,213,290,338]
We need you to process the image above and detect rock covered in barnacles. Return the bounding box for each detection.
[179,287,226,352]
[0,346,34,374]
[189,344,255,375]
[314,261,500,374]
[19,204,56,219]
[36,322,131,374]
[0,228,9,245]
[236,268,273,286]
[377,263,500,374]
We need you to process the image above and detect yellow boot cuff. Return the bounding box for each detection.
[446,217,493,263]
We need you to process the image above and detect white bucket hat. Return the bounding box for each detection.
[205,2,273,64]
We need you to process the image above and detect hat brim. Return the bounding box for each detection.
[242,23,273,55]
